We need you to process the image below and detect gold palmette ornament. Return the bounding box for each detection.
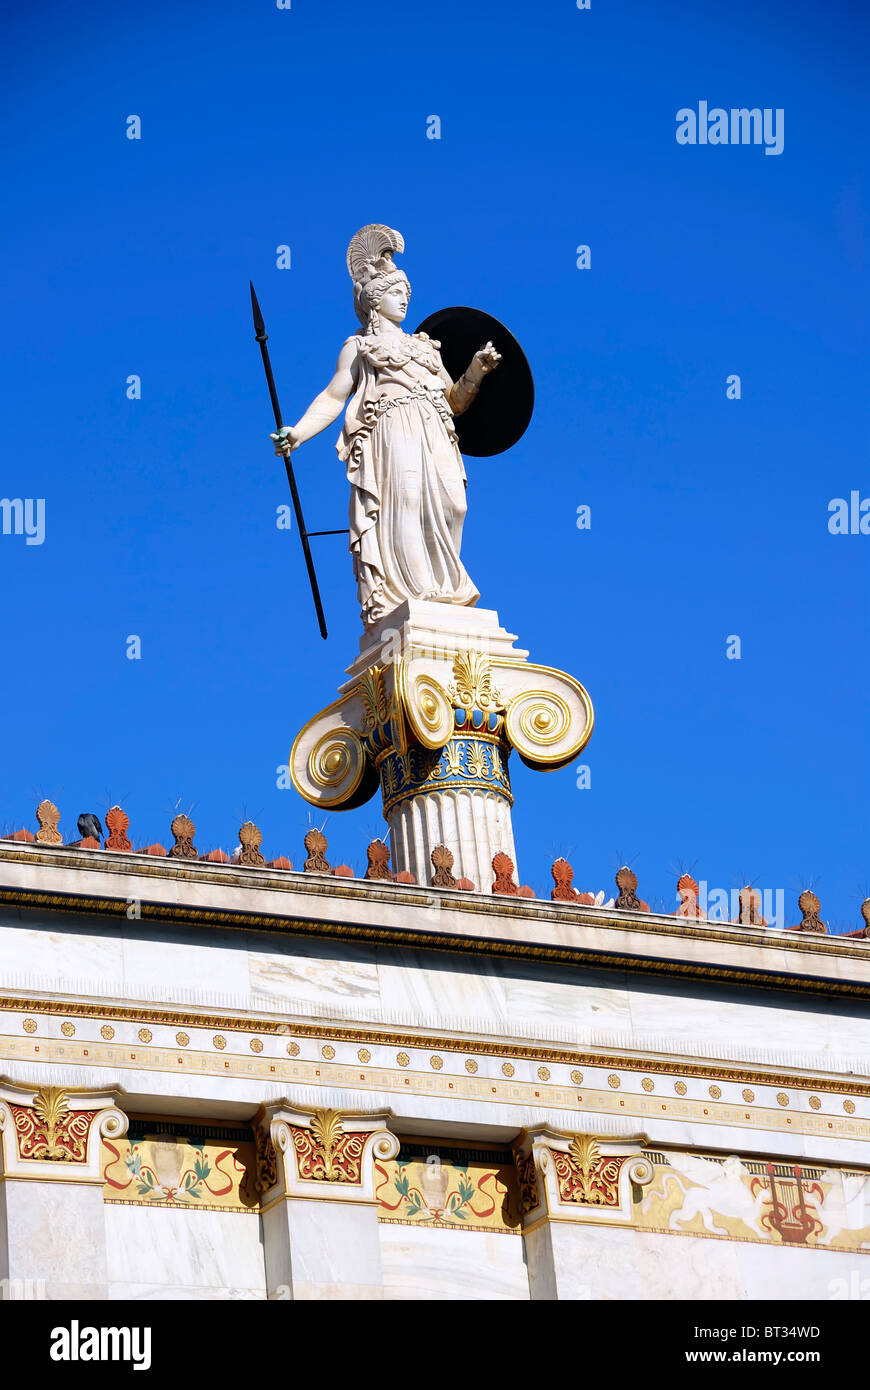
[32,1087,71,1159]
[448,651,503,713]
[309,1109,343,1181]
[569,1135,602,1203]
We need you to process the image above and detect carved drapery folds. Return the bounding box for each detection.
[253,1103,399,1207]
[512,1128,653,1226]
[0,1079,127,1181]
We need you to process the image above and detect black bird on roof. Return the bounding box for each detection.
[77,812,103,843]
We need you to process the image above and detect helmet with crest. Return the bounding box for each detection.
[346,223,410,331]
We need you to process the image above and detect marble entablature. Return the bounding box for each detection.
[0,839,868,1300]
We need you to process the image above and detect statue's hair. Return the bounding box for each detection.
[346,223,410,332]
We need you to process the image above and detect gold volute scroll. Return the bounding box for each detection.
[290,692,378,810]
[289,631,593,811]
[397,660,454,749]
[307,728,367,805]
[504,668,594,769]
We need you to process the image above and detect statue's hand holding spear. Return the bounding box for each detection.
[271,425,301,457]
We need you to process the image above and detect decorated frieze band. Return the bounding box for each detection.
[375,1138,522,1233]
[4,1079,864,1251]
[102,1118,259,1212]
[512,1128,870,1252]
[253,1103,399,1206]
[0,1079,127,1181]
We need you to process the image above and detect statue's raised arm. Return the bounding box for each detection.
[271,340,358,455]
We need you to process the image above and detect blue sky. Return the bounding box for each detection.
[1,0,867,929]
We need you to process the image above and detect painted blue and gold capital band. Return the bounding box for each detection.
[380,730,512,814]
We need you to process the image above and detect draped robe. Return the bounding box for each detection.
[337,331,480,628]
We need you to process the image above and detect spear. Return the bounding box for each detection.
[250,281,330,640]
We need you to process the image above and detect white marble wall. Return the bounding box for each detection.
[0,1180,108,1300]
[1,876,869,1302]
[104,1204,266,1300]
[380,1225,529,1300]
[263,1198,385,1300]
[524,1221,868,1301]
[2,904,867,1065]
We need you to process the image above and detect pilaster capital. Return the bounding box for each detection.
[253,1103,398,1207]
[0,1077,127,1183]
[513,1125,653,1227]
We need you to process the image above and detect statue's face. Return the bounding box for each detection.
[378,280,410,324]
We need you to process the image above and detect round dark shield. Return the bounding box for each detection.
[414,306,534,457]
